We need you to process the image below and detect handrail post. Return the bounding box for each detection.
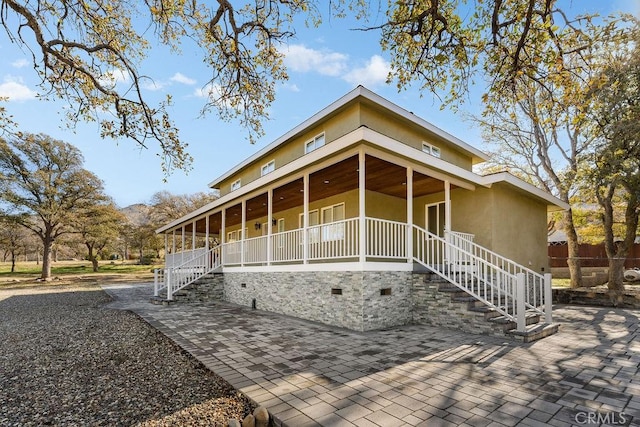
[544,273,553,324]
[166,268,173,301]
[516,273,526,332]
[154,269,159,297]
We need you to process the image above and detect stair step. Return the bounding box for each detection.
[507,323,560,343]
[149,296,177,306]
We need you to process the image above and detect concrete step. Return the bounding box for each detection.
[507,323,560,343]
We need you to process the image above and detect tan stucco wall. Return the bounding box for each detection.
[218,104,362,196]
[358,103,473,170]
[216,99,477,196]
[451,185,550,272]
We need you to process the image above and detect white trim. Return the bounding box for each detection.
[222,262,413,273]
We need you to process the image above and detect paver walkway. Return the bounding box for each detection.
[102,283,640,427]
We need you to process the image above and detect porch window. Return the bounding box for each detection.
[231,179,241,191]
[261,160,275,176]
[321,203,345,241]
[422,142,441,158]
[299,210,320,243]
[305,133,325,154]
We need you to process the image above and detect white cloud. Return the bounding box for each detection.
[281,82,300,92]
[0,76,37,101]
[170,72,196,85]
[342,55,391,88]
[193,83,218,99]
[11,59,29,68]
[98,69,129,87]
[283,44,348,77]
[141,79,166,91]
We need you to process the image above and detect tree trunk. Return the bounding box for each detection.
[607,256,626,306]
[563,209,583,288]
[41,238,53,280]
[86,243,99,272]
[10,250,16,273]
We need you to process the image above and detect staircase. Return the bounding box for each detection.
[153,246,221,302]
[412,225,558,341]
[151,272,224,304]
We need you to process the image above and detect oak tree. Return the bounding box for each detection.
[0,133,107,279]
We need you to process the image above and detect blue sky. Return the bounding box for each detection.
[1,1,638,208]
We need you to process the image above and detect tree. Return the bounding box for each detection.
[74,202,127,272]
[1,0,613,174]
[585,20,640,300]
[0,133,107,279]
[149,191,218,227]
[0,215,29,272]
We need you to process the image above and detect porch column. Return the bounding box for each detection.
[205,214,210,252]
[358,150,366,264]
[267,189,273,265]
[444,181,452,233]
[164,233,168,262]
[181,225,185,264]
[221,208,226,265]
[172,230,176,255]
[303,173,309,264]
[192,220,196,253]
[406,167,413,264]
[241,199,246,266]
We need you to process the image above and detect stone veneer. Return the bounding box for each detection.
[223,270,413,331]
[411,273,503,335]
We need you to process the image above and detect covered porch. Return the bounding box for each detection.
[162,147,472,271]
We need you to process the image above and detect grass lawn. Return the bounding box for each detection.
[0,260,162,289]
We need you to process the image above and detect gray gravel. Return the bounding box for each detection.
[0,285,254,426]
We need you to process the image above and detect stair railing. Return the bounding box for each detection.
[156,245,221,300]
[413,225,552,331]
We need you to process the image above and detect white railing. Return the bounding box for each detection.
[155,245,221,300]
[272,228,304,263]
[307,218,359,260]
[244,235,268,265]
[165,247,207,269]
[413,225,552,331]
[366,218,407,259]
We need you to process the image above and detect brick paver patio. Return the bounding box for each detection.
[103,284,640,427]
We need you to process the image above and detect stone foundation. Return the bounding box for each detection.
[223,270,413,331]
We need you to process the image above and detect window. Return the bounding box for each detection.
[261,160,275,176]
[277,218,285,248]
[321,203,345,241]
[305,133,325,154]
[299,210,320,243]
[231,179,241,191]
[422,142,441,158]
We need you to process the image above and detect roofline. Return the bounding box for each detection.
[207,86,489,189]
[480,172,570,212]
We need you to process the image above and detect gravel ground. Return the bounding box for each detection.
[0,285,254,426]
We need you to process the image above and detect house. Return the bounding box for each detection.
[154,86,568,337]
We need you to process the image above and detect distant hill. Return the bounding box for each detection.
[120,203,151,226]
